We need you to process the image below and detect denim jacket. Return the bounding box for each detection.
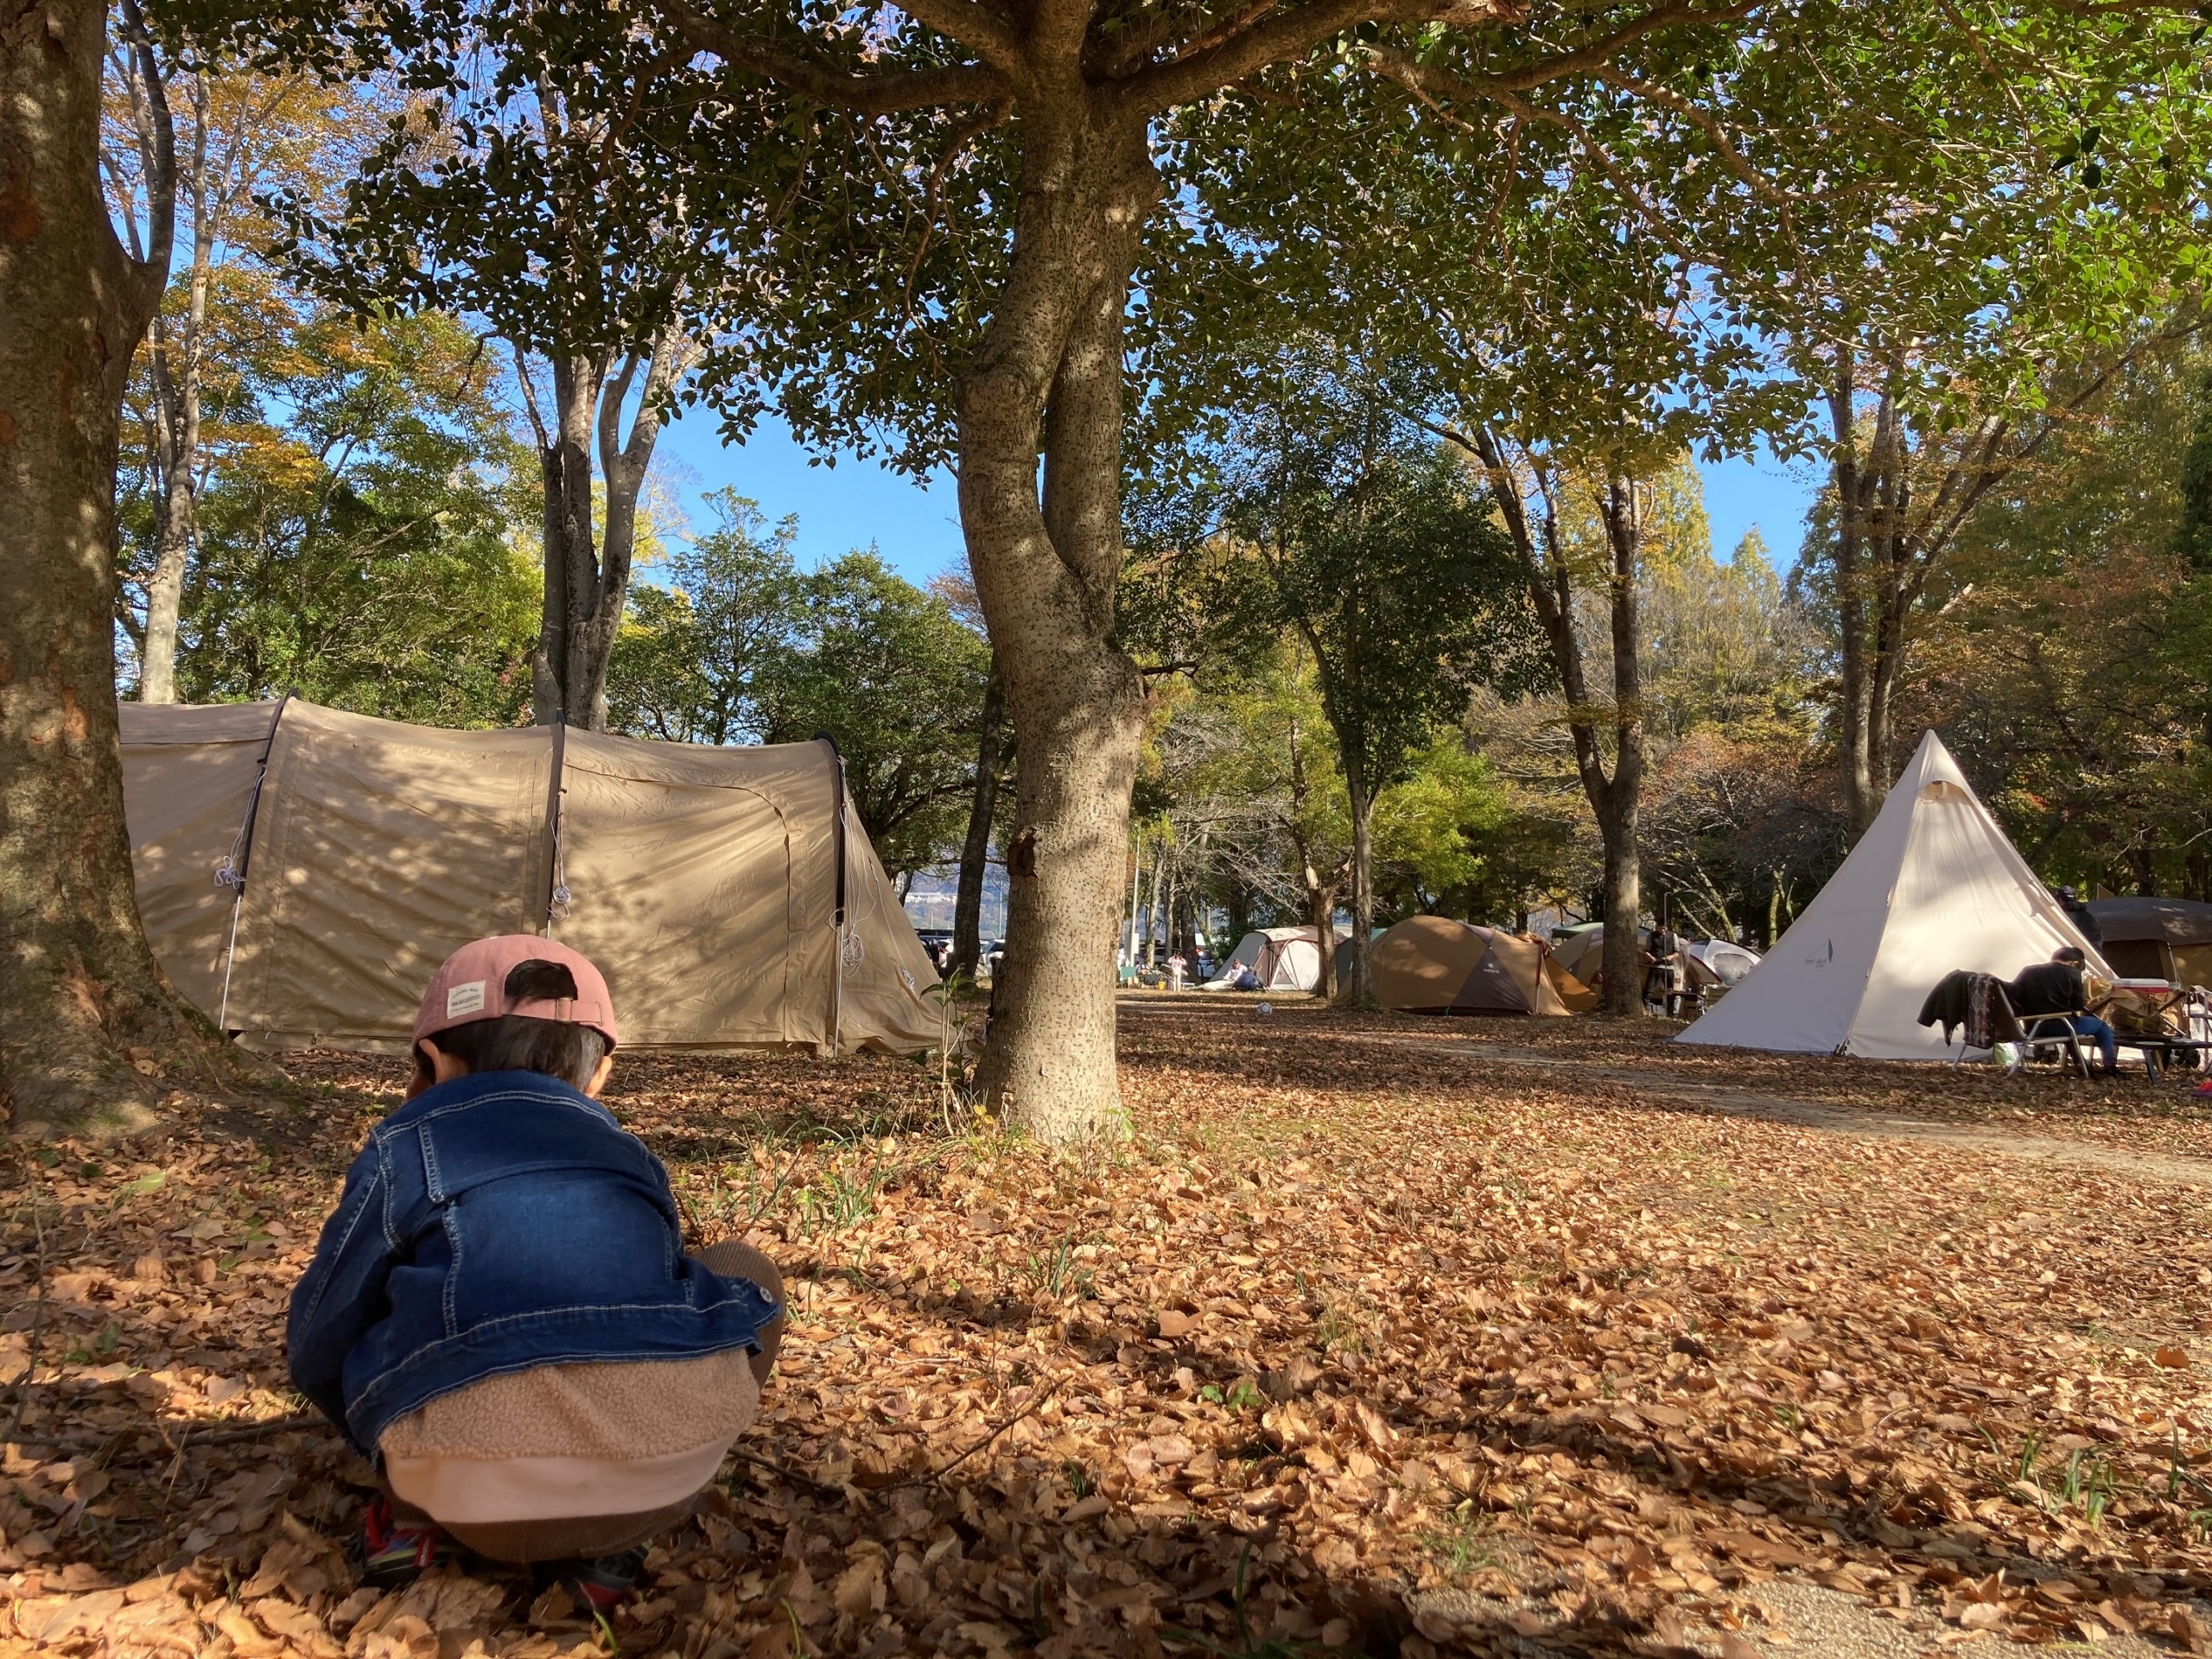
[286,1069,779,1453]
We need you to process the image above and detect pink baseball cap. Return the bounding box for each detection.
[412,935,620,1049]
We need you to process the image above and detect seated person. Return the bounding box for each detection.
[1232,963,1263,990]
[287,937,785,1609]
[2007,945,2118,1074]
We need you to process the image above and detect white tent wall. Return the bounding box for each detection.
[1678,731,2103,1058]
[1264,935,1323,991]
[1203,926,1331,991]
[118,700,942,1055]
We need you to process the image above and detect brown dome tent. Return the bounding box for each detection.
[118,699,944,1055]
[1371,916,1593,1015]
[2088,896,2212,988]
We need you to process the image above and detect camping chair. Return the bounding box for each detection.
[1994,990,2097,1079]
[1929,972,2094,1077]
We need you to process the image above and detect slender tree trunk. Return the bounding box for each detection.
[136,81,213,704]
[1141,831,1164,969]
[1828,360,1876,836]
[951,655,1005,980]
[138,437,196,701]
[1460,429,1646,1014]
[1337,756,1376,1007]
[1160,855,1178,976]
[526,327,689,730]
[1287,714,1338,1001]
[1593,474,1647,1013]
[531,353,601,727]
[963,106,1154,1142]
[1123,842,1141,969]
[2,0,231,1130]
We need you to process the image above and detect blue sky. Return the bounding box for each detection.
[1702,442,1823,569]
[656,409,1823,585]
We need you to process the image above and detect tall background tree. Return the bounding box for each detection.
[102,60,371,701]
[608,505,991,880]
[270,17,779,728]
[1136,344,1535,1001]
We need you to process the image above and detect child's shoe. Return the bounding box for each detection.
[359,1493,450,1586]
[539,1548,648,1616]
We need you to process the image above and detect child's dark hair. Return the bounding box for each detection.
[414,959,609,1092]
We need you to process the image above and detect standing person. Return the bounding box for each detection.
[1644,918,1686,1018]
[2056,886,2105,955]
[287,938,786,1608]
[2008,944,2118,1074]
[1166,951,1187,992]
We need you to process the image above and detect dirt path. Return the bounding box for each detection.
[1325,1030,2212,1189]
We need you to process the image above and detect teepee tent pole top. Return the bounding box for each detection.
[1676,730,2104,1059]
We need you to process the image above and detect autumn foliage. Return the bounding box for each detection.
[1,1001,2209,1655]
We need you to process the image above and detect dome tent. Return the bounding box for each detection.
[1201,925,1341,992]
[1370,916,1593,1015]
[1687,938,1761,988]
[2087,896,2212,988]
[119,699,944,1055]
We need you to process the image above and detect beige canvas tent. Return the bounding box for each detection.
[1371,916,1593,1015]
[119,699,944,1055]
[1677,729,2106,1058]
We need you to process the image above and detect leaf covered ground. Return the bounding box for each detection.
[3,995,2211,1657]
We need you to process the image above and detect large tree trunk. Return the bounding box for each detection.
[963,106,1154,1143]
[950,655,1004,980]
[1,0,226,1131]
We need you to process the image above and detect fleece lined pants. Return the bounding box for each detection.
[380,1239,786,1562]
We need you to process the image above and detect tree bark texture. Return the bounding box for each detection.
[1463,431,1645,1014]
[1337,753,1376,1007]
[963,104,1154,1143]
[524,328,690,731]
[131,71,213,704]
[950,654,1004,979]
[1,0,228,1130]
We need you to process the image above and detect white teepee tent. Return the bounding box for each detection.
[1675,730,2107,1058]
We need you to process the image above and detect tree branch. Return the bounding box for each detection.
[117,0,176,292]
[657,0,1016,111]
[1124,0,1443,115]
[1367,0,1758,105]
